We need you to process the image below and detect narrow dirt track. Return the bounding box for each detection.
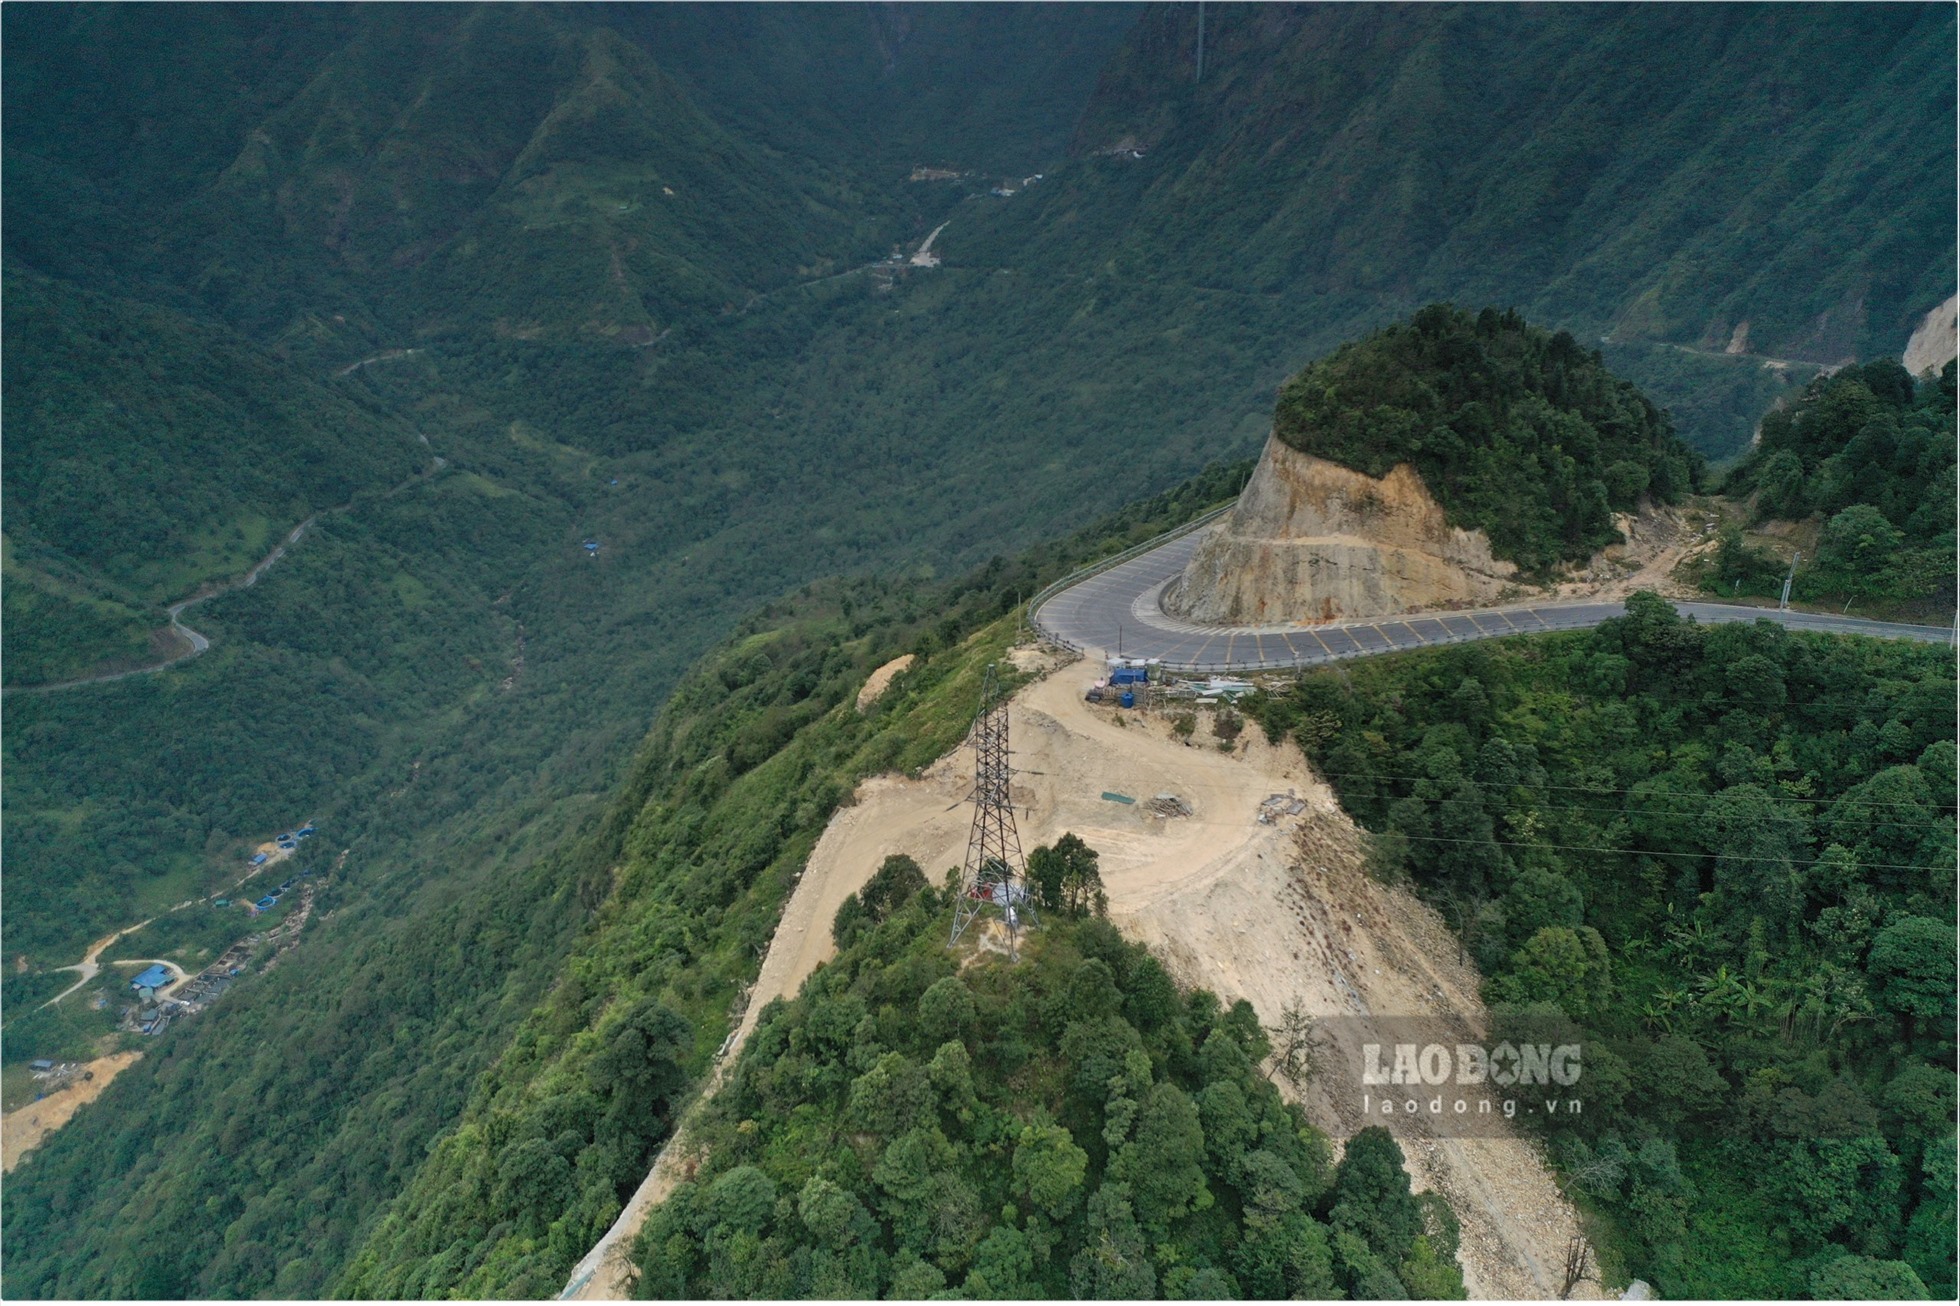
[10,458,444,696]
[40,921,155,1009]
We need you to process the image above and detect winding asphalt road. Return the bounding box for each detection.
[1032,528,1954,671]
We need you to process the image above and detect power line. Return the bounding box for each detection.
[1320,787,1958,831]
[1287,763,1958,814]
[1373,831,1951,874]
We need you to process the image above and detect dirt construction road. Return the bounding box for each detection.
[567,647,1595,1299]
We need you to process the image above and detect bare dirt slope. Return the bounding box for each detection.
[571,646,1594,1299]
[1169,431,1715,627]
[1552,500,1721,603]
[2,1052,143,1173]
[1904,293,1957,377]
[1166,435,1518,623]
[854,654,917,712]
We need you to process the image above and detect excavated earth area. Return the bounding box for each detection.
[1167,431,1713,625]
[575,646,1597,1299]
[1165,434,1519,623]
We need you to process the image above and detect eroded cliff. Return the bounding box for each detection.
[1163,433,1518,623]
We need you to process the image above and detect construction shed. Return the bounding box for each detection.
[131,964,172,992]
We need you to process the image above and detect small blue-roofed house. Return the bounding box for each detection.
[131,964,172,992]
[251,852,269,865]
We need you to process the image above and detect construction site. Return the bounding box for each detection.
[567,642,1601,1300]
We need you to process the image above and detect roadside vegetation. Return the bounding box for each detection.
[1706,359,1956,613]
[1249,594,1956,1298]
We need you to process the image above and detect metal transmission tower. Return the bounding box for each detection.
[949,664,1033,954]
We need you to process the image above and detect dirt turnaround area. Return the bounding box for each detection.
[572,645,1596,1300]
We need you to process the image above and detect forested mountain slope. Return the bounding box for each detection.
[1714,359,1957,607]
[1250,596,1956,1298]
[2,270,427,684]
[0,467,1248,1297]
[959,2,1954,456]
[2,3,1135,358]
[1270,304,1698,571]
[2,5,1952,1298]
[631,905,1461,1300]
[1061,2,1953,366]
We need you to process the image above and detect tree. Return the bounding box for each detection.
[1604,459,1649,510]
[1488,925,1612,1017]
[1068,1183,1157,1299]
[698,1166,777,1237]
[1235,1211,1339,1298]
[1500,865,1584,951]
[1902,1134,1957,1298]
[1868,917,1958,1034]
[587,996,691,1147]
[833,854,928,948]
[1265,1001,1321,1095]
[1028,833,1106,917]
[797,1176,861,1250]
[1808,1254,1930,1300]
[1330,1127,1424,1266]
[963,1225,1034,1299]
[1012,1121,1089,1220]
[847,1052,935,1137]
[1820,503,1905,576]
[1702,784,1808,942]
[1108,1082,1212,1231]
[1755,450,1807,519]
[888,1251,946,1299]
[1333,1227,1408,1300]
[917,976,976,1045]
[1402,1233,1467,1299]
[860,854,927,922]
[1027,843,1066,913]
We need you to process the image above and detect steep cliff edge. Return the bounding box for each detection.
[1164,434,1518,623]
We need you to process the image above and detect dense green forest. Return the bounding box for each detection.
[630,893,1463,1300]
[0,467,1249,1298]
[1712,359,1957,606]
[2,269,428,685]
[1272,304,1701,572]
[1249,595,1957,1298]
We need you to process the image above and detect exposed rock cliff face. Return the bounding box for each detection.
[1164,434,1517,624]
[1904,294,1957,377]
